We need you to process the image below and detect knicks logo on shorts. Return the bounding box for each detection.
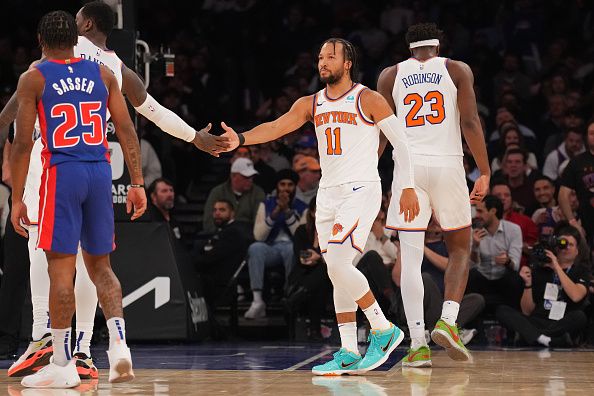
[332,223,343,236]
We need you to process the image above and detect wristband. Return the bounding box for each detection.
[130,184,145,188]
[238,133,246,146]
[524,285,532,289]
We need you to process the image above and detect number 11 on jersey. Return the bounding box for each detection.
[325,127,342,155]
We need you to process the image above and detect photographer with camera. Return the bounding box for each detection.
[467,195,524,309]
[496,225,589,347]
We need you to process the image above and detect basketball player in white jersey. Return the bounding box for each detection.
[216,38,419,375]
[4,1,228,379]
[377,23,490,366]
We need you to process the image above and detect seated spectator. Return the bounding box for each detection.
[147,178,183,241]
[496,225,589,347]
[491,181,538,266]
[493,148,542,212]
[294,133,318,158]
[531,176,579,238]
[490,123,538,172]
[467,195,524,309]
[392,217,486,345]
[542,128,584,181]
[192,199,253,308]
[294,156,321,205]
[489,107,536,144]
[285,196,332,340]
[542,111,585,158]
[245,170,308,319]
[258,142,291,172]
[202,157,265,234]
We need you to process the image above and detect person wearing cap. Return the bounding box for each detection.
[295,133,318,158]
[202,157,265,234]
[294,156,321,205]
[244,169,308,319]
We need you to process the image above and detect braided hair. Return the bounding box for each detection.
[405,23,443,47]
[38,10,78,51]
[81,1,115,36]
[320,38,359,82]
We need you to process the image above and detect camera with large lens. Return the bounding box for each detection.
[529,234,569,268]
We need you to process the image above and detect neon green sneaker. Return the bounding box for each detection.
[402,345,432,367]
[431,319,471,361]
[312,348,362,376]
[357,323,404,373]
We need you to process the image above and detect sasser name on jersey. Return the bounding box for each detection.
[52,76,96,96]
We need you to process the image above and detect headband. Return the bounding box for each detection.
[409,39,440,49]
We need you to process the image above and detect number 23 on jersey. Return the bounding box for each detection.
[403,91,445,128]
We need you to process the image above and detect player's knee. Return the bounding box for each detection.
[448,246,470,268]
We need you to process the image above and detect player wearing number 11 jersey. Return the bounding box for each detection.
[377,23,490,366]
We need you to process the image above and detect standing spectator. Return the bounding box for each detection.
[558,119,594,243]
[202,157,265,234]
[496,225,589,347]
[542,128,584,181]
[467,195,524,309]
[244,170,307,319]
[491,181,538,266]
[294,156,321,205]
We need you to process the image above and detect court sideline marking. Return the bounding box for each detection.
[284,349,333,371]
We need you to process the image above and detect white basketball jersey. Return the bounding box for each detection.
[313,83,381,188]
[23,36,124,222]
[392,56,462,157]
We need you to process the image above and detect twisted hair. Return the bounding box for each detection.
[405,23,443,46]
[81,1,115,36]
[37,10,78,51]
[320,38,359,82]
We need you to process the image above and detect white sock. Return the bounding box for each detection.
[408,320,427,349]
[51,327,72,366]
[253,290,263,304]
[106,317,127,349]
[74,323,94,357]
[363,301,391,330]
[338,321,359,355]
[537,335,551,347]
[441,300,460,326]
[31,297,50,341]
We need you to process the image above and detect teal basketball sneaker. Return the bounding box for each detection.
[312,348,362,376]
[357,323,404,373]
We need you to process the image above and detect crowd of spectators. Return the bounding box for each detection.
[1,0,594,346]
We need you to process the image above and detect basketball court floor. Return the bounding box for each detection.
[2,342,594,395]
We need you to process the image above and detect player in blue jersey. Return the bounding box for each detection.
[10,10,145,388]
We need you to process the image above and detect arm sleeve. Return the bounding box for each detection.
[377,115,415,188]
[135,93,196,142]
[253,203,271,241]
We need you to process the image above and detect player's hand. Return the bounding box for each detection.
[219,122,240,153]
[192,123,231,157]
[399,188,420,223]
[470,174,490,204]
[126,186,147,221]
[11,200,30,238]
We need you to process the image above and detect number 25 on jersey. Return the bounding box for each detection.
[403,91,445,128]
[51,101,105,148]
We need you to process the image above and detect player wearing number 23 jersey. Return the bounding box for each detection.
[35,58,113,255]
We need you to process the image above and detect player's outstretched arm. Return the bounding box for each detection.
[218,95,313,152]
[360,89,419,222]
[10,69,42,237]
[102,66,147,220]
[448,60,490,203]
[121,66,229,155]
[376,65,398,157]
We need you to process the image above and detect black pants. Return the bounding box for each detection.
[0,205,30,348]
[423,273,485,329]
[496,305,588,344]
[467,267,524,309]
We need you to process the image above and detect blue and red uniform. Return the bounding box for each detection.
[35,58,114,255]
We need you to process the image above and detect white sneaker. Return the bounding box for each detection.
[459,328,478,345]
[244,301,266,319]
[21,358,80,389]
[8,333,53,377]
[107,343,135,383]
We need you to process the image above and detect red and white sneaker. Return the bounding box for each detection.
[107,343,135,383]
[73,352,98,379]
[21,358,80,389]
[8,333,53,377]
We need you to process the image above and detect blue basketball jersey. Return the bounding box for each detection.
[35,58,109,168]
